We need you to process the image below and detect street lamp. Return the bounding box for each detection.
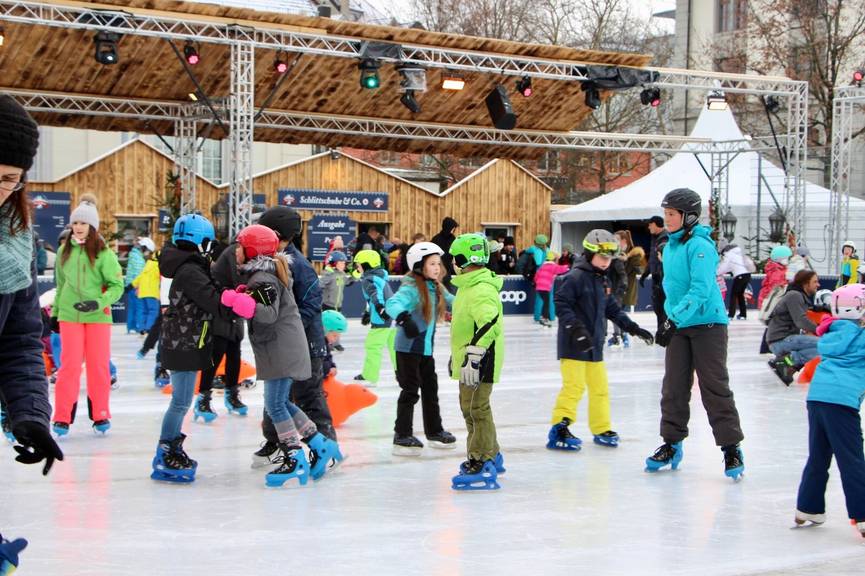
[768,207,785,243]
[211,195,229,241]
[721,207,737,242]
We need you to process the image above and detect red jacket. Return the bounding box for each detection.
[758,260,788,308]
[534,262,570,292]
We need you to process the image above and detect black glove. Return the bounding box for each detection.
[250,284,277,306]
[375,305,390,321]
[628,325,654,346]
[49,317,60,334]
[361,310,371,326]
[655,319,677,348]
[395,311,420,338]
[11,420,64,476]
[566,324,594,353]
[73,300,99,313]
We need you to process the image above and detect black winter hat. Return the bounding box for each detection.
[442,216,458,232]
[0,95,39,171]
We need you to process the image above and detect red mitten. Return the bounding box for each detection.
[816,316,837,337]
[231,293,256,319]
[220,289,239,308]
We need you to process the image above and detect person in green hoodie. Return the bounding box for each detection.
[50,193,124,437]
[448,233,505,491]
[646,188,745,481]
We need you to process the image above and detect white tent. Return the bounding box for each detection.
[551,106,865,275]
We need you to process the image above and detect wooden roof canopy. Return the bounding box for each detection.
[0,0,653,159]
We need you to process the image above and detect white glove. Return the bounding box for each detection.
[460,345,486,389]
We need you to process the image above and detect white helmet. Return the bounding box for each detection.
[138,237,156,253]
[406,241,444,272]
[814,289,833,312]
[842,240,857,253]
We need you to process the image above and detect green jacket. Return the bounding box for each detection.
[53,242,124,324]
[449,267,504,383]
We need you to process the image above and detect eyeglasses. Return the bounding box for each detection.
[0,178,24,192]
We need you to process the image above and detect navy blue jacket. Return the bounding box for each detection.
[0,259,52,428]
[554,257,637,362]
[284,244,327,359]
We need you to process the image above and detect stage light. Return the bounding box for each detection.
[854,69,864,85]
[640,87,661,107]
[400,89,421,113]
[184,41,200,65]
[763,95,780,113]
[188,92,199,102]
[398,67,427,92]
[516,76,532,97]
[359,59,380,89]
[441,71,465,91]
[94,31,120,65]
[707,90,728,111]
[274,58,288,74]
[584,85,601,110]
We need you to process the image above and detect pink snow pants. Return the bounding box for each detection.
[53,322,112,424]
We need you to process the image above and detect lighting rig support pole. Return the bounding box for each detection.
[710,149,731,240]
[785,82,809,243]
[174,108,197,215]
[228,33,255,239]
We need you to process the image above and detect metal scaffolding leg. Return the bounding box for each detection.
[710,150,733,239]
[228,38,255,239]
[175,114,197,215]
[785,82,809,242]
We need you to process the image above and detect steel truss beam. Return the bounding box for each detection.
[174,109,197,215]
[828,85,865,274]
[228,38,255,239]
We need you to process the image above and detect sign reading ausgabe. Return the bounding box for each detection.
[306,215,357,262]
[278,189,388,212]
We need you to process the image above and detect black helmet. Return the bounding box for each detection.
[257,206,302,242]
[661,188,702,228]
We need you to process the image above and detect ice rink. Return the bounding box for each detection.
[2,314,863,575]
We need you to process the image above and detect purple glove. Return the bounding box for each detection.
[221,289,239,308]
[231,292,256,319]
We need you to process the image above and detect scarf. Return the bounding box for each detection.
[0,213,33,294]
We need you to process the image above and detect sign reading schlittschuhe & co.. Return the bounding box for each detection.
[278,189,388,212]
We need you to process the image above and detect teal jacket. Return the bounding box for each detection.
[662,225,728,328]
[808,319,865,410]
[385,275,454,356]
[360,268,393,327]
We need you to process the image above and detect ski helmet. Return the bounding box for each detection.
[138,237,156,253]
[831,283,865,320]
[814,289,833,311]
[321,309,348,333]
[842,240,857,253]
[449,233,490,268]
[257,206,302,242]
[354,249,381,270]
[237,224,279,259]
[582,229,619,257]
[661,188,702,228]
[770,245,792,262]
[406,242,444,272]
[534,234,548,246]
[172,214,215,253]
[546,251,558,262]
[328,251,347,263]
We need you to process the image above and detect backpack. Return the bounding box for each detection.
[516,250,538,281]
[759,284,787,325]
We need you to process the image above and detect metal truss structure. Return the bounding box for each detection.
[0,0,810,236]
[828,85,865,274]
[174,112,198,215]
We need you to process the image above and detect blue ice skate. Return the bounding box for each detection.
[645,441,683,472]
[154,367,170,389]
[1,409,16,444]
[151,435,197,483]
[52,422,69,437]
[92,420,111,435]
[193,393,217,423]
[723,445,744,481]
[460,452,506,475]
[546,418,582,451]
[593,430,619,447]
[266,444,310,487]
[223,389,248,416]
[452,459,500,491]
[307,433,345,481]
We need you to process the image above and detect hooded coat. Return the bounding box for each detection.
[431,217,459,276]
[662,225,728,328]
[449,267,504,383]
[808,319,865,409]
[385,274,454,356]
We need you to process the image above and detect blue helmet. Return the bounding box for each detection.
[770,245,792,262]
[328,251,347,263]
[172,214,215,252]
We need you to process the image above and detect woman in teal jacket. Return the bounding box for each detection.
[646,189,745,480]
[385,242,455,455]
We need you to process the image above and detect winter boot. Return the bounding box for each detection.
[92,420,111,435]
[393,434,424,456]
[265,443,310,487]
[151,434,197,483]
[723,444,745,481]
[426,430,457,449]
[645,441,683,472]
[546,418,582,451]
[460,452,506,475]
[193,392,217,423]
[306,433,345,481]
[768,354,796,386]
[251,441,280,469]
[452,459,500,491]
[794,510,826,526]
[593,430,620,447]
[224,387,248,416]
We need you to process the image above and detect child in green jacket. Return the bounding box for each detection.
[448,233,505,491]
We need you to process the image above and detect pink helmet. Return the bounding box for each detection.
[831,283,865,320]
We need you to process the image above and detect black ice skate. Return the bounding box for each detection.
[393,434,423,456]
[426,430,456,449]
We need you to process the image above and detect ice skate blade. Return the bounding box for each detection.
[265,472,309,488]
[392,445,423,457]
[644,462,680,473]
[193,412,217,424]
[725,466,744,481]
[312,454,347,482]
[427,440,457,450]
[593,436,619,447]
[150,470,195,483]
[546,441,581,451]
[251,454,278,469]
[225,406,248,416]
[452,480,500,491]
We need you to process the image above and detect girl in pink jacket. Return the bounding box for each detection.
[758,246,792,308]
[534,252,570,326]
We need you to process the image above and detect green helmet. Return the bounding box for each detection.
[354,249,381,270]
[534,234,548,246]
[450,233,490,268]
[322,310,348,334]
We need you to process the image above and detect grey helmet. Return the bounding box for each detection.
[582,229,619,256]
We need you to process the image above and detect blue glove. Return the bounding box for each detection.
[0,535,28,574]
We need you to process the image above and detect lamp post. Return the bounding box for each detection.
[721,207,737,242]
[768,207,785,243]
[211,196,229,242]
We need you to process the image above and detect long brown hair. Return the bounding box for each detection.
[0,184,30,234]
[615,230,634,252]
[274,254,291,287]
[60,226,106,267]
[410,270,447,323]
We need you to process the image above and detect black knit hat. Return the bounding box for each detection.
[0,95,39,171]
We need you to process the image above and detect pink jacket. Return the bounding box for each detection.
[534,262,570,292]
[758,260,788,308]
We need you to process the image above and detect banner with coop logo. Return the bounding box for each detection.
[278,189,388,213]
[306,215,356,262]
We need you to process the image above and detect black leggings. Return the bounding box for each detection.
[199,335,241,394]
[728,274,751,318]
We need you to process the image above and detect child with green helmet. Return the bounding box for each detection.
[448,233,505,490]
[354,249,396,385]
[321,309,347,384]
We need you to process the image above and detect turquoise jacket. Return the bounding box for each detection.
[385,275,454,356]
[526,245,548,268]
[662,225,728,328]
[360,268,393,327]
[808,319,865,410]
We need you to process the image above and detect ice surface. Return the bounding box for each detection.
[2,315,863,575]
